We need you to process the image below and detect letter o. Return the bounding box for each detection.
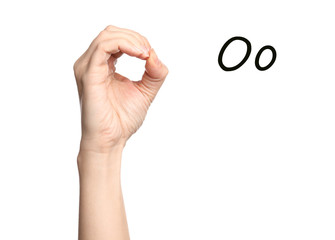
[255,45,277,71]
[218,36,252,71]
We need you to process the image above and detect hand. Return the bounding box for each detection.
[73,25,169,154]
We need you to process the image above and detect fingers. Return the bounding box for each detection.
[136,48,169,103]
[105,25,151,52]
[73,25,169,103]
[89,29,150,67]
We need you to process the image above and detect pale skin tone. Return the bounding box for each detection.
[73,25,169,240]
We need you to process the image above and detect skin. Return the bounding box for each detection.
[73,25,169,240]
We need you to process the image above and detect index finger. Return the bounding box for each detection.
[90,37,150,67]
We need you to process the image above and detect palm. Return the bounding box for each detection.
[81,70,152,145]
[105,72,151,138]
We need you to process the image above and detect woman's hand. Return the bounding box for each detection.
[73,25,169,154]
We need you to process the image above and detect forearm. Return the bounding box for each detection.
[73,24,168,240]
[77,147,129,240]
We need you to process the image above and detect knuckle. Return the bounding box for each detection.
[73,61,78,72]
[105,25,117,31]
[73,62,83,79]
[95,29,110,43]
[73,62,81,81]
[98,29,109,39]
[92,30,111,47]
[73,58,81,74]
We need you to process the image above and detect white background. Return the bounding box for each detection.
[0,0,334,239]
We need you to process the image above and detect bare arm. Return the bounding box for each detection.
[77,148,127,239]
[73,25,169,240]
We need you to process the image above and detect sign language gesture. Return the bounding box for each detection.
[73,25,169,154]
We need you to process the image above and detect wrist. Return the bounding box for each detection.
[77,144,124,178]
[79,135,126,154]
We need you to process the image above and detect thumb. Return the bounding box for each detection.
[137,48,169,103]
